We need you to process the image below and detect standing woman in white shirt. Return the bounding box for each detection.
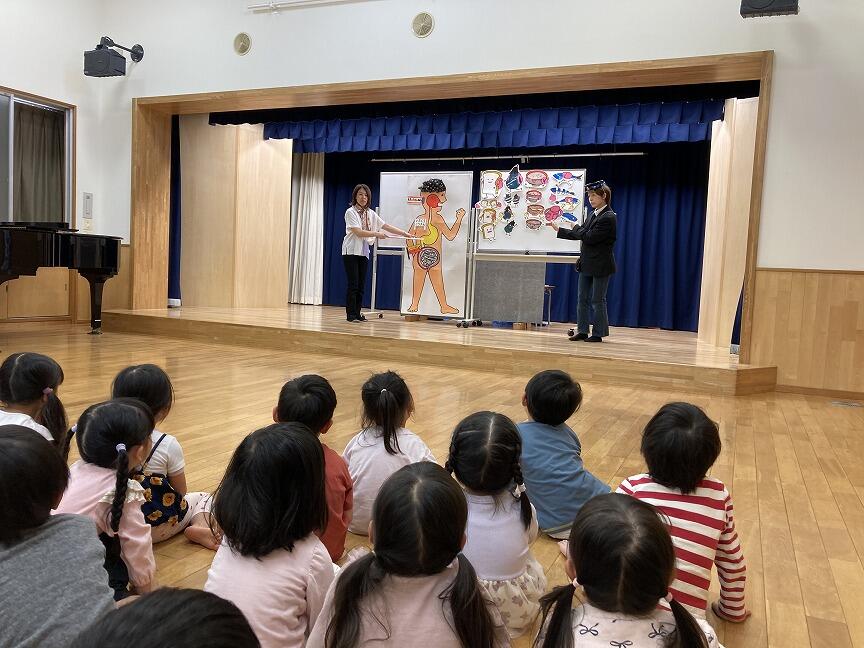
[342,184,412,323]
[0,352,69,457]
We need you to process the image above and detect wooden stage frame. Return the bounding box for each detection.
[103,305,777,396]
[128,51,774,366]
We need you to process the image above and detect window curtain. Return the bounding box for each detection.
[288,152,325,305]
[13,103,64,222]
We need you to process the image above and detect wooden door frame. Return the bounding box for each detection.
[130,51,773,361]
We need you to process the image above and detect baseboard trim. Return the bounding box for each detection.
[775,384,864,400]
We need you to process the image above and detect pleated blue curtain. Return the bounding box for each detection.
[267,101,723,153]
[322,142,710,332]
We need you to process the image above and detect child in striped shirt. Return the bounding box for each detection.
[617,402,750,623]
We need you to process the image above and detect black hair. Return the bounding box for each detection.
[325,462,497,648]
[0,352,69,458]
[535,493,709,648]
[360,370,414,455]
[111,364,174,421]
[76,399,155,533]
[524,369,582,426]
[351,184,372,209]
[213,423,327,559]
[275,375,337,434]
[446,411,533,529]
[641,402,721,494]
[419,178,447,193]
[69,588,260,648]
[0,425,69,543]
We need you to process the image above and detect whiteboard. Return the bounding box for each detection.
[378,171,473,317]
[378,171,474,250]
[476,167,586,254]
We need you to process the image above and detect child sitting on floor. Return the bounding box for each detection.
[274,374,352,562]
[517,370,609,538]
[343,370,435,534]
[617,402,749,623]
[112,364,219,549]
[535,493,721,648]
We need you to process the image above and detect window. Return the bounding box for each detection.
[0,90,73,224]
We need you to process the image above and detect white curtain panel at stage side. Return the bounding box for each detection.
[289,152,325,305]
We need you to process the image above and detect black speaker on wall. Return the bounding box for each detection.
[741,0,799,18]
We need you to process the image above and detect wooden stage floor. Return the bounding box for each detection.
[103,305,776,396]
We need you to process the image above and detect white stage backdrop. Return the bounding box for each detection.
[476,167,586,253]
[378,171,472,317]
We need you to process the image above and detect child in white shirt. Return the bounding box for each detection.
[0,352,70,457]
[111,364,218,549]
[446,411,546,638]
[343,370,434,534]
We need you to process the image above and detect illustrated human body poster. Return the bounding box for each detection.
[476,166,586,253]
[378,171,472,317]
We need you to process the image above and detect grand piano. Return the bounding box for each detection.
[0,222,122,333]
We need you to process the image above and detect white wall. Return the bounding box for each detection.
[4,0,864,269]
[0,0,104,229]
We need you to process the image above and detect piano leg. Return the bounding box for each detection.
[81,272,109,335]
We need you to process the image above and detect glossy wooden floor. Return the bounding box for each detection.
[103,306,777,395]
[3,324,861,648]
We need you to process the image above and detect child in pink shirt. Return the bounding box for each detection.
[307,462,510,648]
[274,374,353,562]
[54,398,157,599]
[205,423,335,648]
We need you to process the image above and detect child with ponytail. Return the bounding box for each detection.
[342,371,434,534]
[0,352,70,457]
[534,493,721,648]
[112,364,220,550]
[54,398,157,599]
[307,462,510,648]
[446,411,546,638]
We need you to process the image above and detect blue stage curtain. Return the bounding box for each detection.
[268,101,723,153]
[322,143,709,332]
[168,115,182,304]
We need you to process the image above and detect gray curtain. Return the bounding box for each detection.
[13,103,64,222]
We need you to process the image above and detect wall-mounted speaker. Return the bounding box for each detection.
[741,0,799,18]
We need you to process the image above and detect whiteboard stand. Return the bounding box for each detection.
[366,238,402,319]
[455,208,482,328]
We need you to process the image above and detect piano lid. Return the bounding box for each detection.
[0,221,72,231]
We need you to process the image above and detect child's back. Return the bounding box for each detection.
[618,402,747,622]
[518,371,609,537]
[448,411,546,638]
[307,463,509,648]
[205,423,334,648]
[275,375,353,561]
[343,371,434,534]
[0,426,114,647]
[536,493,721,648]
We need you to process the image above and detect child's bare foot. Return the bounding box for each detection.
[184,525,221,550]
[440,305,459,314]
[711,601,751,623]
[558,540,569,557]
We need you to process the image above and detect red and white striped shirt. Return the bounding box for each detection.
[616,474,747,620]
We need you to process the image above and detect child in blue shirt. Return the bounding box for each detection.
[517,370,609,538]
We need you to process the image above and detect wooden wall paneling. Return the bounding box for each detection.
[130,101,171,309]
[178,115,237,307]
[76,245,133,322]
[6,268,70,318]
[750,269,864,396]
[233,125,292,308]
[698,101,735,346]
[0,283,8,319]
[739,51,774,363]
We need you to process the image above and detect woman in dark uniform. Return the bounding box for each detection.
[546,180,617,342]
